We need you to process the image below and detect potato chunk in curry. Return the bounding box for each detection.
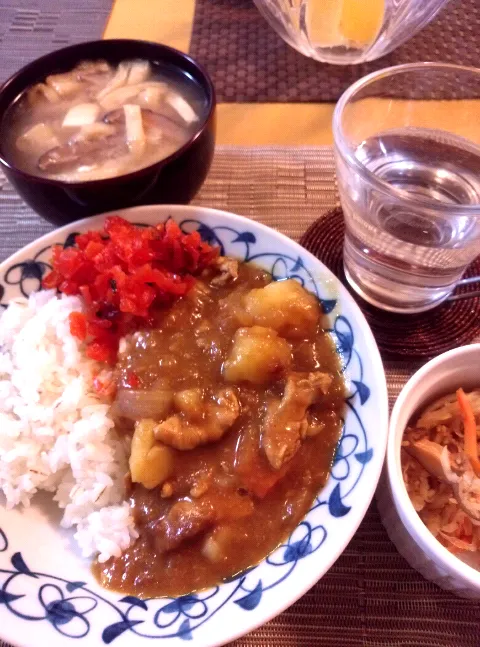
[243,279,321,339]
[129,419,174,489]
[223,326,292,385]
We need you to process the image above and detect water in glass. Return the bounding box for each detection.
[339,128,480,312]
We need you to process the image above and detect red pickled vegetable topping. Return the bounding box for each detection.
[69,312,87,341]
[44,216,219,364]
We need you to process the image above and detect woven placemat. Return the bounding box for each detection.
[0,0,113,83]
[189,0,480,103]
[1,146,479,647]
[300,207,480,360]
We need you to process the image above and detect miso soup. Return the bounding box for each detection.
[1,59,207,182]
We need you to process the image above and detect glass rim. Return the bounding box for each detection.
[332,62,480,214]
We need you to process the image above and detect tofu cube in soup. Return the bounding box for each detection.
[15,123,59,156]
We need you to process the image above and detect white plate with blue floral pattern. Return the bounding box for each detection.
[0,205,388,647]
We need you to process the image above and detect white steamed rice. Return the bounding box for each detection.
[0,290,137,562]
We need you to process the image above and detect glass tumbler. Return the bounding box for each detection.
[333,63,480,313]
[253,0,450,65]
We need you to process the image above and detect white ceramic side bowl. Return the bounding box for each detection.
[377,344,480,599]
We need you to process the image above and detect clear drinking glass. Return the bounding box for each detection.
[333,63,480,313]
[253,0,450,64]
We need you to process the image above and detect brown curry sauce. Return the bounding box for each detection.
[93,262,345,597]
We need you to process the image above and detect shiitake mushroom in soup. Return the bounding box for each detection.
[1,58,207,182]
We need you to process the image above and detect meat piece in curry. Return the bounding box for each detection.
[94,260,346,597]
[263,371,333,470]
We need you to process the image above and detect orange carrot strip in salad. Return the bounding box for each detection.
[456,388,480,477]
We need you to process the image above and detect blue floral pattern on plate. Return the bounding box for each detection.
[0,208,386,647]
